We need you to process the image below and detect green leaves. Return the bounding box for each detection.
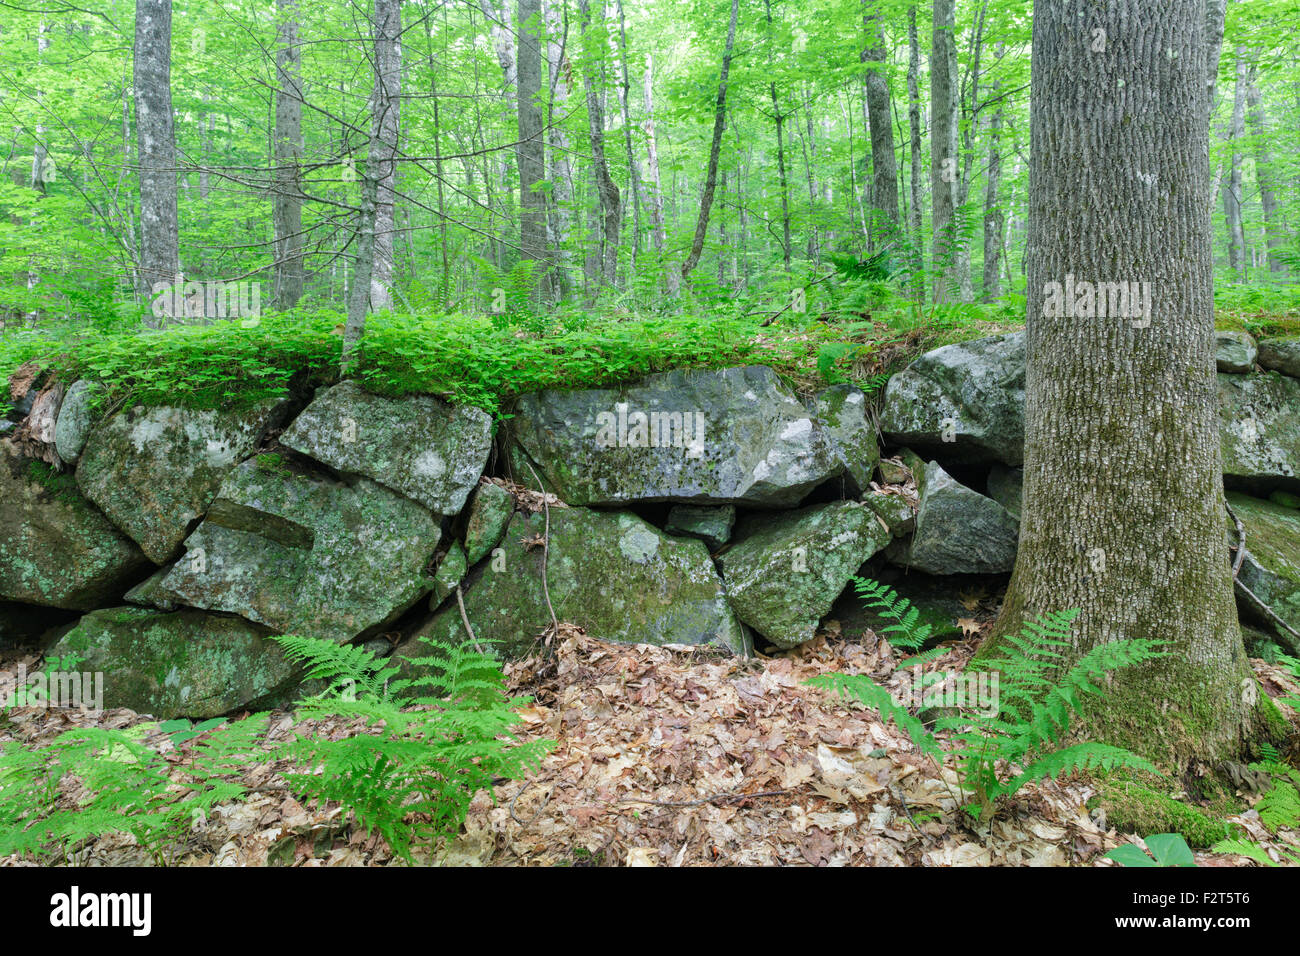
[1106,833,1197,868]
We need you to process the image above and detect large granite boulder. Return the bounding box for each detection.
[281,382,492,515]
[891,460,1019,575]
[463,481,515,565]
[1227,492,1300,656]
[1217,372,1300,490]
[157,458,441,643]
[53,380,103,464]
[0,443,150,609]
[397,506,746,665]
[879,332,1025,465]
[1257,338,1300,378]
[508,366,842,507]
[717,501,892,649]
[47,607,299,718]
[1216,331,1258,374]
[812,384,880,495]
[665,504,736,551]
[76,399,285,563]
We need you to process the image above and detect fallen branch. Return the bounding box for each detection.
[616,788,792,809]
[522,460,559,641]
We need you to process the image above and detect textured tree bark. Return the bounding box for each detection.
[680,0,738,286]
[133,0,181,312]
[369,0,401,310]
[343,168,378,377]
[992,0,1266,770]
[613,0,642,270]
[517,0,550,290]
[929,0,959,302]
[907,5,924,303]
[763,0,792,272]
[273,0,304,310]
[577,0,621,288]
[862,1,899,241]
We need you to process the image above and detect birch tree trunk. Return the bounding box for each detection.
[369,0,401,310]
[929,0,959,303]
[134,0,181,312]
[641,53,675,293]
[907,5,924,303]
[273,0,304,310]
[613,0,642,270]
[862,2,899,241]
[992,0,1269,770]
[517,0,550,291]
[544,0,574,297]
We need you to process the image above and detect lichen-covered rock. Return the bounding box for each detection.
[157,458,440,643]
[813,384,879,494]
[1216,331,1258,374]
[717,501,892,649]
[1217,372,1300,488]
[47,607,299,718]
[664,504,735,550]
[430,541,467,608]
[892,460,1019,575]
[1227,492,1300,656]
[53,380,102,464]
[509,366,842,507]
[75,399,285,563]
[463,481,515,565]
[879,332,1025,465]
[1257,338,1300,378]
[397,506,746,665]
[0,443,150,609]
[281,382,492,515]
[123,566,179,611]
[862,491,914,538]
[986,464,1023,518]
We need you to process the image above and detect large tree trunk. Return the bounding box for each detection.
[577,0,621,288]
[680,0,739,286]
[516,0,550,289]
[134,0,181,312]
[907,5,924,303]
[369,0,401,310]
[929,0,959,303]
[992,0,1265,770]
[273,0,304,310]
[862,1,898,242]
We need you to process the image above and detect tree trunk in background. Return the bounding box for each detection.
[343,168,378,375]
[680,0,738,286]
[1205,0,1227,106]
[273,0,304,310]
[543,0,574,297]
[981,47,1005,302]
[134,0,181,311]
[481,0,517,90]
[907,5,924,303]
[641,53,674,293]
[614,0,642,270]
[1222,49,1247,281]
[992,0,1263,770]
[577,0,621,287]
[1245,70,1283,274]
[369,0,401,310]
[516,0,549,289]
[929,0,959,303]
[763,0,791,272]
[862,1,899,244]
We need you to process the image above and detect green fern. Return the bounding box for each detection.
[850,576,932,651]
[808,579,1165,821]
[272,634,551,862]
[1211,837,1300,867]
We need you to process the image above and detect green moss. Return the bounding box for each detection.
[25,460,85,507]
[1092,779,1239,848]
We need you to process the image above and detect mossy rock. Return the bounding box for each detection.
[1092,782,1236,849]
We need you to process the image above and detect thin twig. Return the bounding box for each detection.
[1226,502,1300,651]
[1227,502,1247,577]
[509,778,554,827]
[455,585,486,654]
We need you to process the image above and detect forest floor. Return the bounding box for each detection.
[3,622,1298,867]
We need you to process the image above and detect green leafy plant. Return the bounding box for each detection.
[808,579,1165,820]
[272,634,551,862]
[1209,742,1300,867]
[1105,833,1197,867]
[0,715,268,865]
